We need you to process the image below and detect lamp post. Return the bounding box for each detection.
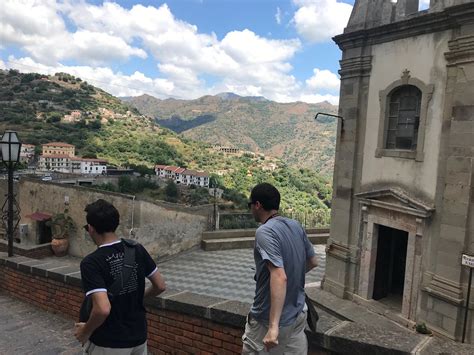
[314,112,345,130]
[1,131,22,257]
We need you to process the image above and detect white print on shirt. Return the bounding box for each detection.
[106,252,138,295]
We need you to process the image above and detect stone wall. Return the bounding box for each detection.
[18,179,212,259]
[0,240,53,258]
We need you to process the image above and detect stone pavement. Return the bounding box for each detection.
[157,245,326,303]
[0,292,82,355]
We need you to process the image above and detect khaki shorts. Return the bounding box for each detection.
[241,310,308,355]
[83,341,147,355]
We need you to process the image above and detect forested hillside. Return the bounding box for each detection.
[0,70,331,225]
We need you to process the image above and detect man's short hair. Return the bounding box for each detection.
[250,183,280,211]
[85,199,120,234]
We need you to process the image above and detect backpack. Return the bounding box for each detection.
[79,239,137,322]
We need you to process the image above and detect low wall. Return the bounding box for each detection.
[0,240,53,258]
[0,254,246,354]
[3,253,462,354]
[18,179,212,259]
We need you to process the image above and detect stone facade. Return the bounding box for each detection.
[325,0,474,343]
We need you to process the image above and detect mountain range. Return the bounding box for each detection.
[123,93,338,176]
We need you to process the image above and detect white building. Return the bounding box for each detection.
[38,154,71,173]
[79,158,107,175]
[38,142,107,175]
[155,165,209,187]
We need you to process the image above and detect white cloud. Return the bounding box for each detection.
[305,68,340,91]
[292,0,352,43]
[0,0,147,65]
[0,1,339,105]
[275,7,282,25]
[60,1,305,101]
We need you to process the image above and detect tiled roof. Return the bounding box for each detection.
[184,169,209,177]
[42,142,75,147]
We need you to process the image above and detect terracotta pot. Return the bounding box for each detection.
[51,238,69,257]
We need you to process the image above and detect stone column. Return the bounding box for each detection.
[323,49,372,298]
[422,33,474,342]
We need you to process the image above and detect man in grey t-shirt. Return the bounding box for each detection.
[242,183,319,354]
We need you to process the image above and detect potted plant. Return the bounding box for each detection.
[49,208,76,256]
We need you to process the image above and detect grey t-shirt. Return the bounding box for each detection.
[250,216,316,326]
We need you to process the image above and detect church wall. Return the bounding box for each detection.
[361,32,450,201]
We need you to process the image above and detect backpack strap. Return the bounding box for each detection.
[108,239,137,296]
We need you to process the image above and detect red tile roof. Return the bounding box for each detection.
[25,212,52,221]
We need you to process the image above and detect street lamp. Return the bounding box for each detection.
[314,112,345,130]
[1,131,22,257]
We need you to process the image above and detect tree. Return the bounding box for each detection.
[164,180,178,202]
[118,176,133,193]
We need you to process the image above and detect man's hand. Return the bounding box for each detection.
[74,322,90,345]
[263,326,279,350]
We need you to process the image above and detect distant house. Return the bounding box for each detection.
[213,145,240,154]
[38,142,107,174]
[39,154,71,173]
[71,157,107,175]
[155,165,209,187]
[41,142,75,157]
[63,110,81,123]
[20,144,35,163]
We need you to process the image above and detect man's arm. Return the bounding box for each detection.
[263,262,287,351]
[145,269,166,298]
[306,255,318,273]
[74,292,111,344]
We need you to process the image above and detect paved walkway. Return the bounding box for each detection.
[0,293,81,355]
[158,245,326,303]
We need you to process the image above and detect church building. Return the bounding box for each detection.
[324,0,474,342]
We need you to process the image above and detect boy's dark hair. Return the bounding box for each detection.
[85,199,120,234]
[250,183,280,211]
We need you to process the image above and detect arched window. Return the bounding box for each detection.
[376,72,433,161]
[385,85,421,150]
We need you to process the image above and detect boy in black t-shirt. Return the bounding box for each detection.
[75,199,166,354]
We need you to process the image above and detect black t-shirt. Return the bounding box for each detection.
[80,240,157,348]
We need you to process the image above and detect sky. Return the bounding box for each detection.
[0,0,430,105]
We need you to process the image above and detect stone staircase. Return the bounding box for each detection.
[201,227,329,251]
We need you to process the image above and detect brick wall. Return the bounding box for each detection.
[0,264,82,319]
[146,308,242,354]
[0,263,244,354]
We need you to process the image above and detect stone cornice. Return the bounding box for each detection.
[339,56,372,79]
[445,35,474,66]
[356,188,435,218]
[333,2,474,50]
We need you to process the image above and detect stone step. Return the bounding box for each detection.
[202,228,330,241]
[201,237,255,251]
[202,229,256,240]
[201,234,329,251]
